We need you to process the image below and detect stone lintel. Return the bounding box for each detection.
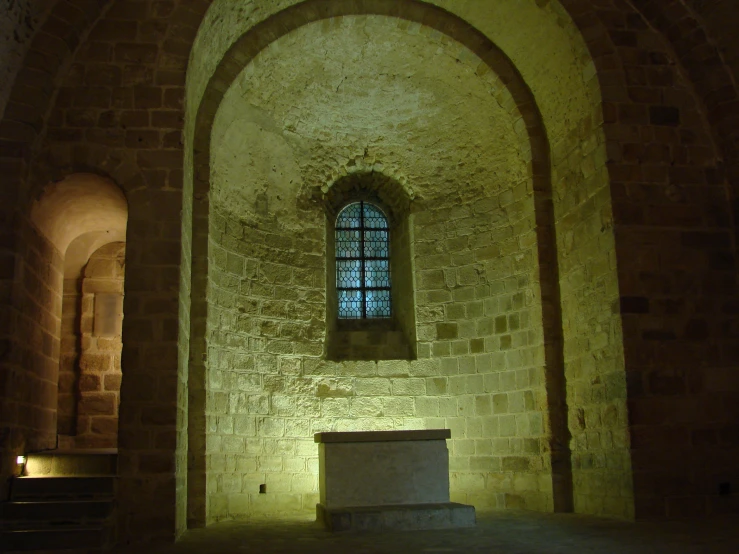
[314,429,451,443]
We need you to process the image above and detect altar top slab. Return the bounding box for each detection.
[314,429,451,443]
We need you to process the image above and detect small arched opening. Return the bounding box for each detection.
[30,173,128,450]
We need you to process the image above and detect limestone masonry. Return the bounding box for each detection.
[0,0,738,548]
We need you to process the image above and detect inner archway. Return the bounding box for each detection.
[30,173,128,450]
[183,0,611,524]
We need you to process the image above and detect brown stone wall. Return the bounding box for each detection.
[0,0,51,118]
[622,0,739,520]
[58,277,81,436]
[14,215,63,444]
[10,0,212,541]
[1,0,739,543]
[561,0,739,519]
[0,0,117,504]
[75,242,125,448]
[0,215,62,498]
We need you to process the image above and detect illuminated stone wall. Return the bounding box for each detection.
[75,242,125,449]
[0,0,737,545]
[203,16,550,520]
[186,0,632,522]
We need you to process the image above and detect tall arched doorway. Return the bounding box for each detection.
[30,173,128,450]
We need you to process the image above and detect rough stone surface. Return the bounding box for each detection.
[0,0,50,118]
[74,242,125,448]
[0,0,738,548]
[318,438,451,508]
[203,14,550,522]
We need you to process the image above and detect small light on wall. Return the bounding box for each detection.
[16,455,26,465]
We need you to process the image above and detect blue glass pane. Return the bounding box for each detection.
[365,259,390,288]
[363,203,389,229]
[335,201,391,320]
[366,289,391,318]
[339,289,363,319]
[337,203,362,228]
[364,229,389,258]
[337,260,361,289]
[336,229,361,258]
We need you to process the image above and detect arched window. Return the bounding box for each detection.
[335,201,391,319]
[324,173,416,361]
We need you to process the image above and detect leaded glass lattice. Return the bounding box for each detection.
[336,202,391,319]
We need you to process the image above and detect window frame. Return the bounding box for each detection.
[335,200,392,320]
[323,172,417,361]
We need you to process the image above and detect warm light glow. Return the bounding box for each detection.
[16,455,26,465]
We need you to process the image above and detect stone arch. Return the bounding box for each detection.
[30,173,128,254]
[626,0,739,147]
[620,0,739,217]
[27,172,128,450]
[323,170,413,226]
[29,146,150,202]
[0,0,112,162]
[558,0,737,519]
[187,0,574,524]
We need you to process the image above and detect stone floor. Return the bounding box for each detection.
[116,511,739,554]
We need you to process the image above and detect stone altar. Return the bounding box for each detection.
[314,429,476,532]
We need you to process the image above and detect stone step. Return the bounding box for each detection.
[0,526,109,551]
[10,477,115,501]
[24,450,117,477]
[0,500,113,524]
[317,501,476,532]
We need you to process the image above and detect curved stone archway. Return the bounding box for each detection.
[30,173,127,254]
[185,0,615,525]
[29,173,128,451]
[0,0,735,544]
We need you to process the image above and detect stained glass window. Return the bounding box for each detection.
[336,202,391,319]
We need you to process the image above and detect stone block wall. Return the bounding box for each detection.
[329,327,412,362]
[205,207,325,518]
[412,190,550,511]
[13,217,63,451]
[199,14,557,520]
[58,277,81,436]
[0,0,49,118]
[204,172,551,518]
[0,215,63,499]
[2,0,739,544]
[553,110,632,518]
[391,215,417,354]
[75,242,125,448]
[596,6,739,518]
